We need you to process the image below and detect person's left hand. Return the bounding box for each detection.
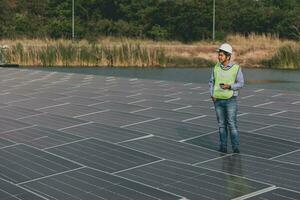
[221,84,231,89]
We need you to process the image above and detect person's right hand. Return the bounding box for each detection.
[211,96,216,102]
[220,83,231,90]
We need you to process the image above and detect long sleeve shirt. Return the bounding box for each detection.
[209,62,244,97]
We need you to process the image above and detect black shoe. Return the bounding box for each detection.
[233,148,240,153]
[218,147,227,153]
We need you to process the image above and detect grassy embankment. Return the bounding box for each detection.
[0,34,299,69]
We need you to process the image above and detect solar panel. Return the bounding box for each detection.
[170,99,213,107]
[61,90,103,98]
[0,106,42,119]
[239,113,300,128]
[130,100,186,110]
[272,150,300,165]
[62,122,149,143]
[21,167,182,200]
[20,113,89,130]
[185,131,300,158]
[0,117,32,133]
[77,110,156,127]
[133,107,202,121]
[94,95,140,104]
[27,91,68,99]
[0,178,46,200]
[126,93,175,101]
[245,188,300,199]
[90,101,149,113]
[271,110,300,119]
[0,126,82,149]
[0,144,81,183]
[125,118,217,141]
[8,97,66,110]
[198,154,300,191]
[121,136,220,164]
[238,105,280,115]
[38,103,104,118]
[0,67,299,199]
[0,93,29,103]
[46,138,161,173]
[238,98,274,107]
[117,160,270,200]
[0,137,15,148]
[175,105,217,116]
[252,125,300,142]
[186,115,269,132]
[54,96,104,106]
[256,101,300,112]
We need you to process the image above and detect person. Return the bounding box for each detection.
[209,43,244,153]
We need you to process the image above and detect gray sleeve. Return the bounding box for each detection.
[208,68,214,96]
[231,68,244,90]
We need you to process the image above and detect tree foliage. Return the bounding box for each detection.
[0,0,299,41]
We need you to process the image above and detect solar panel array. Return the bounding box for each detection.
[0,68,299,200]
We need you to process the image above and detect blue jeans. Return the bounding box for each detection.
[214,96,239,150]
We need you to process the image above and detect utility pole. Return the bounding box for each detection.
[212,0,215,41]
[72,0,75,40]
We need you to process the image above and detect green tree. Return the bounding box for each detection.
[0,0,299,41]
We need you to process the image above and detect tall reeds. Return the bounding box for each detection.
[263,44,300,69]
[1,35,299,68]
[2,41,167,67]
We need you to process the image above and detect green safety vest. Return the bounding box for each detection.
[213,63,240,99]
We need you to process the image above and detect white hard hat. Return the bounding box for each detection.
[218,43,232,54]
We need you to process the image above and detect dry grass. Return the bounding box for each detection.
[226,33,298,67]
[0,33,299,68]
[163,33,299,68]
[262,43,300,69]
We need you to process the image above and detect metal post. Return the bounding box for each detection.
[72,0,75,40]
[212,0,215,41]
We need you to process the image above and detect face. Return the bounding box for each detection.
[218,52,230,64]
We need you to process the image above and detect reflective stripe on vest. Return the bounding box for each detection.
[213,63,239,99]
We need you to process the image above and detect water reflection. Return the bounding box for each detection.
[222,155,251,198]
[222,155,242,174]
